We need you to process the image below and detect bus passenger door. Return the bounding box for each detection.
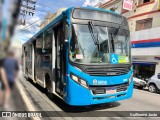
[55,25,66,96]
[35,36,44,86]
[28,44,33,78]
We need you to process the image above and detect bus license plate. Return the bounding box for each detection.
[106,88,116,94]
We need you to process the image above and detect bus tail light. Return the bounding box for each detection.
[70,73,88,88]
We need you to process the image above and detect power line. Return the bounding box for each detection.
[17,17,44,36]
[19,0,37,25]
[22,17,44,30]
[19,14,54,32]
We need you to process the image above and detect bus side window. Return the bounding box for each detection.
[40,29,53,54]
[25,51,27,57]
[36,36,43,53]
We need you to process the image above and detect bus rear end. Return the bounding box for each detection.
[65,8,133,106]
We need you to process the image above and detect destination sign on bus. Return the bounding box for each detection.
[72,8,122,24]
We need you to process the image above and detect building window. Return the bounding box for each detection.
[136,18,153,31]
[110,6,118,12]
[138,0,151,5]
[143,0,150,3]
[110,7,115,12]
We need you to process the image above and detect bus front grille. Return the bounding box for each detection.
[90,83,128,95]
[92,89,106,94]
[85,66,130,76]
[116,85,127,92]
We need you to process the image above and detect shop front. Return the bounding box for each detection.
[132,56,160,81]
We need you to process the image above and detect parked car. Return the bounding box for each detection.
[133,77,147,90]
[148,73,160,93]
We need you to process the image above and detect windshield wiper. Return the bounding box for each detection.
[111,33,115,52]
[88,21,99,45]
[88,21,101,61]
[111,26,121,52]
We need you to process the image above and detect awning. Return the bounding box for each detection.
[132,61,156,65]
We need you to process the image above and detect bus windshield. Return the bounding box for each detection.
[108,27,130,56]
[69,24,130,64]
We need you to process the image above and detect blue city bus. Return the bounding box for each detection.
[22,7,133,106]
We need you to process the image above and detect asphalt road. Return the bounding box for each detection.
[17,75,160,120]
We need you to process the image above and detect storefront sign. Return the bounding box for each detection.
[123,0,133,11]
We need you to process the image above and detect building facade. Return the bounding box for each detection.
[40,8,67,30]
[10,40,22,59]
[99,0,160,79]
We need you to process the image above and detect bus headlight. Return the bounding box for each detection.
[70,73,88,88]
[71,74,79,82]
[129,74,133,85]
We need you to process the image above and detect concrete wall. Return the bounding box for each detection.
[103,0,123,13]
[131,47,160,56]
[131,27,160,41]
[124,0,159,17]
[130,27,160,57]
[100,0,160,32]
[122,0,160,32]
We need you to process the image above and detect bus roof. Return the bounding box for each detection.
[81,7,120,15]
[23,7,121,46]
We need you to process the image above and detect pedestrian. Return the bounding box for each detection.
[0,58,10,108]
[2,49,19,108]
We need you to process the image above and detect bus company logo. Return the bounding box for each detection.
[93,79,97,84]
[93,79,107,85]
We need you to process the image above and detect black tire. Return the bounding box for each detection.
[138,86,143,90]
[148,84,157,93]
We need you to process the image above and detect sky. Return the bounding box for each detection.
[13,0,109,43]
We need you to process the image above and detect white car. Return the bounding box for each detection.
[148,73,160,93]
[133,77,147,90]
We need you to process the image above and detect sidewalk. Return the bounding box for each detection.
[0,81,30,120]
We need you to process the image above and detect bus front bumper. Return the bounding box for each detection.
[66,78,134,106]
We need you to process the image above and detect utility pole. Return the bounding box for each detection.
[19,0,37,25]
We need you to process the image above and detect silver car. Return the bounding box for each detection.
[133,77,147,90]
[148,73,160,93]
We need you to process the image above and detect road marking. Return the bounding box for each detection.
[16,80,41,120]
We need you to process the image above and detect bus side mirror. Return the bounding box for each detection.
[64,24,69,43]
